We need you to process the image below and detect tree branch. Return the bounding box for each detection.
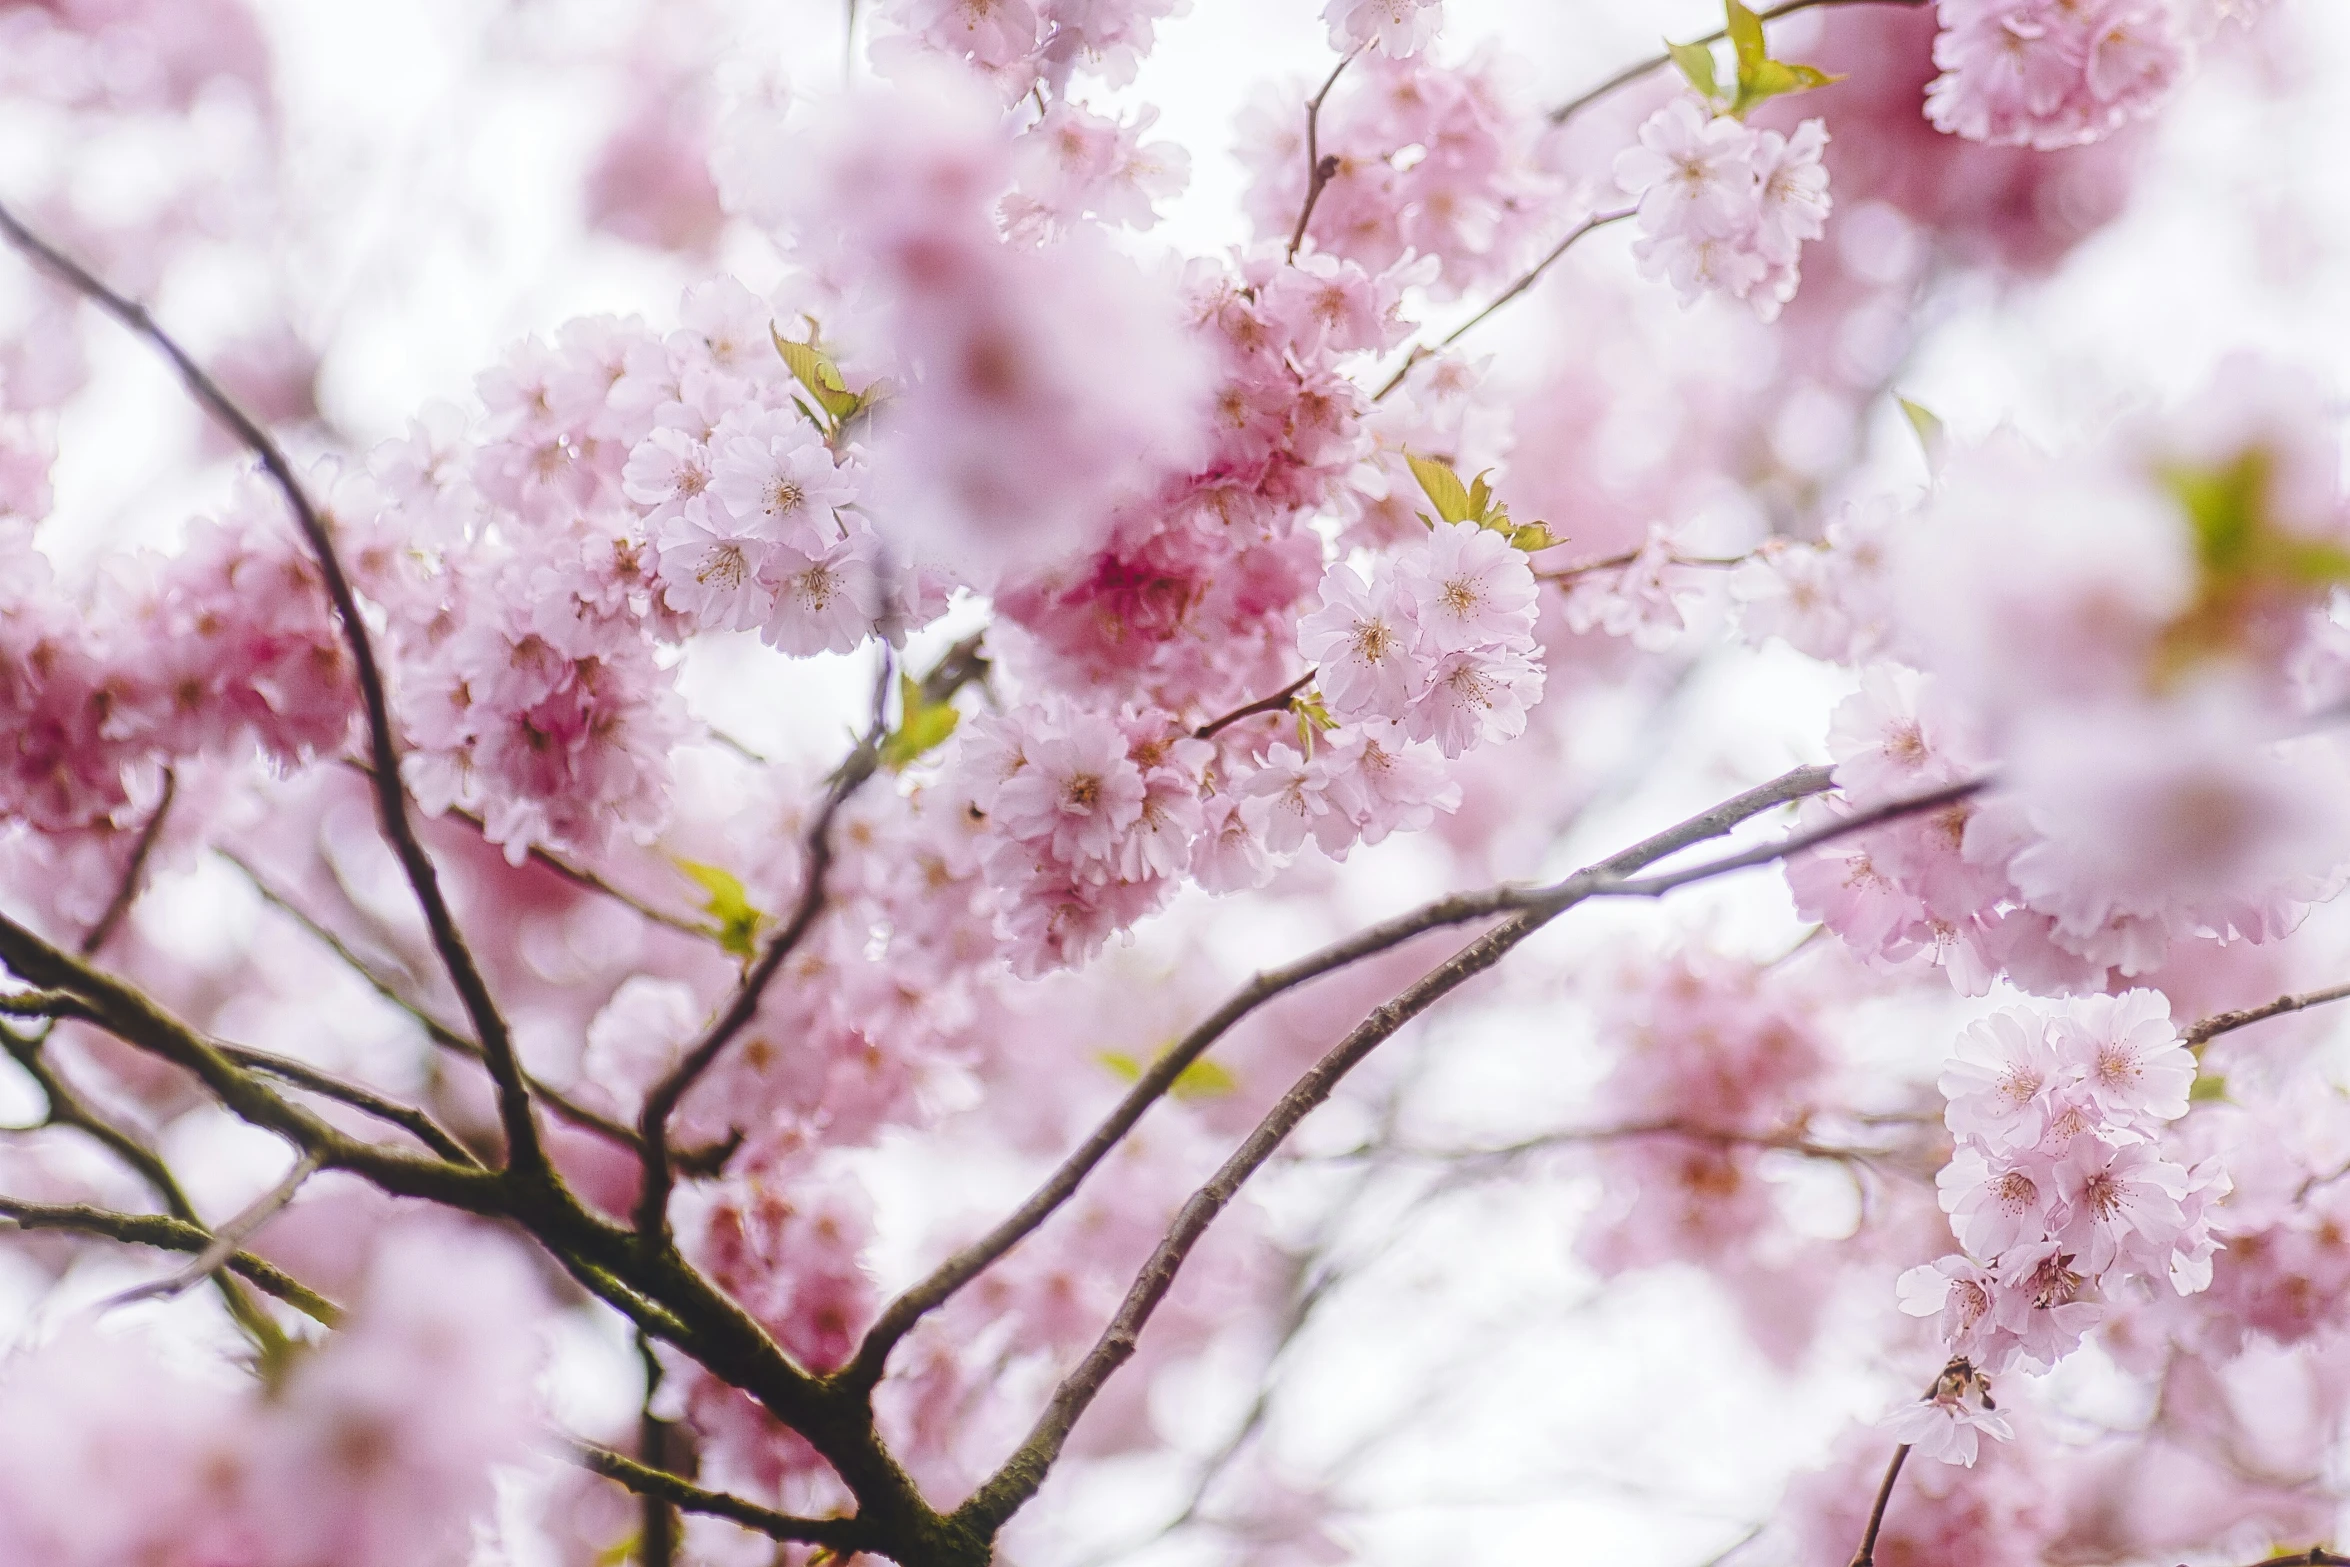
[2184,982,2350,1049]
[950,764,1840,1528]
[1546,0,1933,127]
[219,850,669,1167]
[846,763,1838,1394]
[1194,670,1316,741]
[2,1018,291,1352]
[0,199,546,1176]
[1373,206,1636,402]
[82,767,176,957]
[0,1196,344,1325]
[1286,50,1360,262]
[633,653,896,1237]
[102,1149,324,1311]
[215,1042,482,1167]
[571,1442,872,1551]
[1583,776,1987,900]
[1846,1442,1910,1567]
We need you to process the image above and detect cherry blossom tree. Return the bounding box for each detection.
[2,0,2348,1564]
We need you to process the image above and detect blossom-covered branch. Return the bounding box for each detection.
[0,200,549,1176]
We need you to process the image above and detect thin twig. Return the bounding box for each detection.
[82,768,175,957]
[1546,0,1932,126]
[634,649,896,1236]
[1846,1443,1910,1567]
[101,1149,324,1311]
[848,764,1839,1395]
[1286,50,1360,262]
[1194,670,1316,741]
[1372,207,1636,402]
[571,1442,871,1550]
[1586,776,1987,900]
[2184,981,2350,1048]
[218,849,662,1163]
[1538,549,1754,584]
[216,1042,482,1167]
[0,1197,343,1325]
[952,765,1840,1529]
[1,1020,291,1354]
[1334,1119,1917,1173]
[0,200,547,1174]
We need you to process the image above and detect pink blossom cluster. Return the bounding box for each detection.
[1791,371,2350,993]
[1615,96,1834,323]
[782,72,1212,578]
[1896,992,2224,1459]
[1239,49,1563,297]
[0,1222,544,1567]
[1002,101,1190,243]
[872,0,1189,102]
[995,246,1411,709]
[1295,519,1543,756]
[1575,949,1837,1362]
[1924,0,2195,149]
[0,496,352,842]
[957,700,1215,976]
[1322,0,1444,59]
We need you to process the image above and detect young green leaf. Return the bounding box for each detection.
[1732,57,1843,112]
[771,323,864,425]
[1666,37,1721,102]
[1725,0,1768,83]
[880,672,962,771]
[1720,0,1842,116]
[675,858,768,960]
[1095,1048,1238,1100]
[1897,395,1947,468]
[1406,451,1475,525]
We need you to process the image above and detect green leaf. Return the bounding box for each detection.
[675,857,767,960]
[1666,37,1720,102]
[2189,1071,2229,1104]
[1897,396,1946,467]
[1507,521,1559,552]
[1293,690,1337,757]
[1719,0,1842,115]
[1096,1049,1237,1100]
[1725,0,1768,84]
[1733,57,1843,111]
[771,323,864,425]
[880,672,961,772]
[1170,1057,1238,1100]
[1406,451,1475,525]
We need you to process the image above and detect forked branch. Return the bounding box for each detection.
[0,200,547,1176]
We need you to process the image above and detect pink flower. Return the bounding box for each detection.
[1242,742,1351,857]
[1615,97,1758,242]
[2052,1135,2192,1279]
[1883,1361,2014,1466]
[1405,644,1541,758]
[990,707,1149,867]
[707,408,857,549]
[1938,1008,2061,1152]
[2054,989,2194,1126]
[1401,520,1539,655]
[1897,1255,2006,1368]
[1322,0,1443,58]
[1298,560,1422,722]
